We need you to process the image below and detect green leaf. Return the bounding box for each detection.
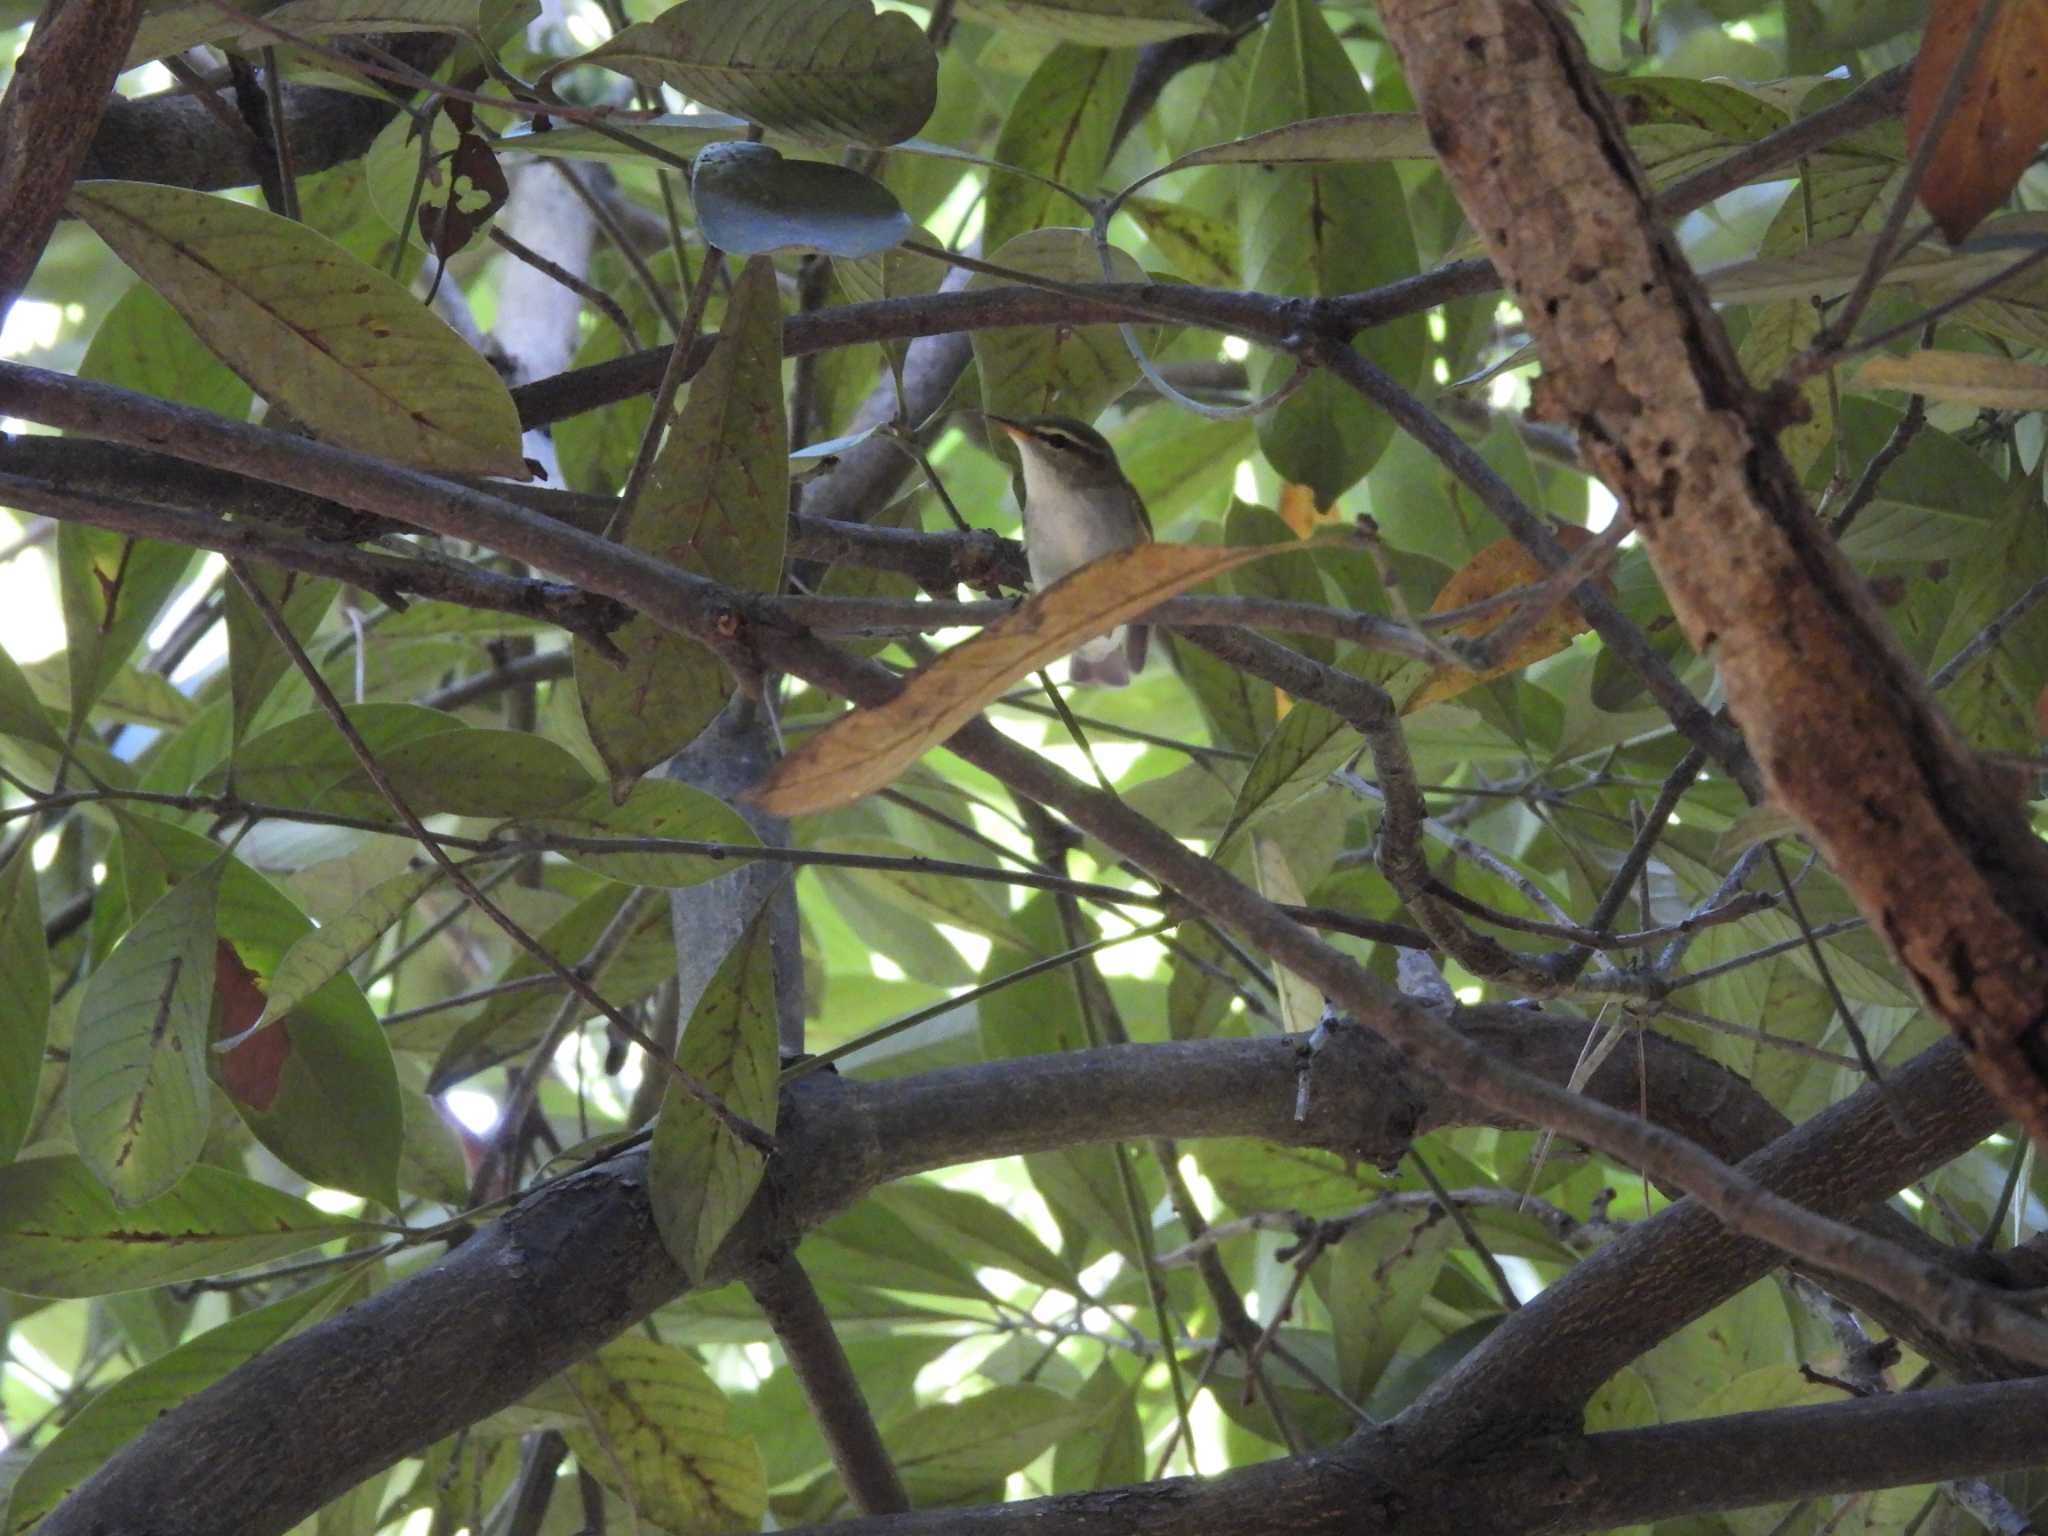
[1312,1199,1456,1401]
[80,279,252,421]
[811,834,1031,951]
[104,816,406,1208]
[575,0,938,146]
[649,910,780,1283]
[202,703,459,815]
[1826,401,2006,563]
[223,568,337,751]
[67,181,524,475]
[349,727,599,818]
[1239,0,1425,504]
[1122,194,1238,286]
[0,843,49,1164]
[3,1269,357,1531]
[1165,632,1274,755]
[559,1335,767,1534]
[0,1156,361,1296]
[1125,113,1435,198]
[1051,1359,1143,1492]
[690,141,911,256]
[248,864,446,1037]
[969,228,1150,424]
[0,641,65,755]
[1221,700,1355,849]
[492,113,751,164]
[983,45,1131,263]
[69,860,225,1205]
[873,1182,1081,1293]
[955,0,1222,45]
[55,523,197,729]
[229,0,480,45]
[530,780,763,886]
[883,1384,1089,1506]
[576,255,787,794]
[424,882,676,1087]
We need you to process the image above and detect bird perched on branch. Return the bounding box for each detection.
[990,413,1154,688]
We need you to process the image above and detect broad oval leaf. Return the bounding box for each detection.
[109,817,406,1210]
[969,228,1150,424]
[982,44,1131,263]
[70,860,225,1205]
[0,1155,362,1297]
[55,521,197,729]
[576,255,788,794]
[649,909,780,1283]
[575,0,938,146]
[559,1336,767,1534]
[955,0,1222,44]
[690,141,910,257]
[1240,0,1426,504]
[66,181,525,475]
[528,779,763,887]
[752,538,1332,815]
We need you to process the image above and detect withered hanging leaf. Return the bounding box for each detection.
[752,537,1344,816]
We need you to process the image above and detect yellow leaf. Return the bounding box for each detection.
[1402,528,1606,715]
[1854,350,2048,410]
[753,538,1342,815]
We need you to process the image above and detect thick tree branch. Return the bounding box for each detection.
[5,357,2035,1365]
[1372,0,2048,1140]
[0,0,145,311]
[77,34,455,192]
[42,1023,2023,1536]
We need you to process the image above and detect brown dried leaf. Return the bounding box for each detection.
[1403,526,1605,714]
[753,538,1332,815]
[1907,0,2048,242]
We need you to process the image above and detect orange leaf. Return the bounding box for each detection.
[1403,527,1606,715]
[752,537,1345,816]
[1907,0,2048,242]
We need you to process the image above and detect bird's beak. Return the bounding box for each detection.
[985,414,1028,444]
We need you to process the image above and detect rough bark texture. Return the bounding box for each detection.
[1375,0,2048,1140]
[0,0,145,312]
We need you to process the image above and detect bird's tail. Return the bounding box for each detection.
[1067,624,1149,688]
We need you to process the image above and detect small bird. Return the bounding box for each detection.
[989,413,1154,688]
